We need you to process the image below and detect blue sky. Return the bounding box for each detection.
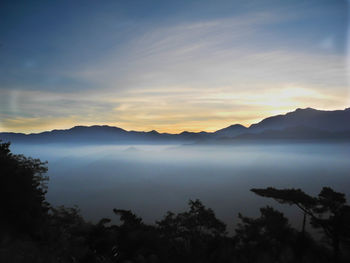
[0,0,349,132]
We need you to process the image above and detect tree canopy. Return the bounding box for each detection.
[251,186,350,263]
[0,141,48,235]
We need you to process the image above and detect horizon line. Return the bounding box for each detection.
[1,106,349,135]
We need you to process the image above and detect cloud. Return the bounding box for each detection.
[0,9,348,133]
[73,11,347,94]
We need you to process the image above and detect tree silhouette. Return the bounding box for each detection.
[0,141,48,236]
[113,209,143,226]
[235,206,294,262]
[157,199,227,238]
[47,206,94,262]
[112,208,162,262]
[157,199,228,262]
[251,187,350,263]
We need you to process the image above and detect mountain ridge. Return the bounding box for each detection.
[1,107,349,144]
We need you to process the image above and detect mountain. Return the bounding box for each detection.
[234,126,350,141]
[207,108,350,140]
[211,108,350,142]
[249,107,350,132]
[0,125,209,144]
[1,108,349,144]
[213,124,248,138]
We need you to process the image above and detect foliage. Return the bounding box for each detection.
[252,186,350,263]
[0,141,48,235]
[156,199,230,262]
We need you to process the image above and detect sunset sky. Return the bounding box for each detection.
[0,0,349,133]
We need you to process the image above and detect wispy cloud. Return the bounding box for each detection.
[0,8,348,133]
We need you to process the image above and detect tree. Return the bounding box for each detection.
[251,187,350,263]
[235,206,293,263]
[157,199,228,263]
[112,208,162,263]
[47,206,95,262]
[0,141,49,236]
[157,199,227,238]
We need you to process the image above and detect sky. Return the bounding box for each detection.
[0,0,349,133]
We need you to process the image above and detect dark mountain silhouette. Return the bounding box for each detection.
[1,108,349,144]
[207,107,350,141]
[234,126,350,141]
[0,125,210,144]
[213,124,248,137]
[249,107,350,132]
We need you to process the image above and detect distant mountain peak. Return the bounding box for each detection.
[250,107,350,132]
[295,107,316,112]
[214,123,248,137]
[215,124,247,131]
[1,107,349,144]
[70,124,122,129]
[68,125,127,133]
[227,124,247,128]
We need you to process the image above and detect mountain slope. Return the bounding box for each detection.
[214,124,248,137]
[1,108,349,144]
[249,108,350,132]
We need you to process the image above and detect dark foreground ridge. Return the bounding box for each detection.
[1,141,350,263]
[1,107,350,144]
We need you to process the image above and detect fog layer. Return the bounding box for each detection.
[10,143,350,232]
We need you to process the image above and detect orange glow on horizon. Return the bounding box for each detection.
[1,104,349,134]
